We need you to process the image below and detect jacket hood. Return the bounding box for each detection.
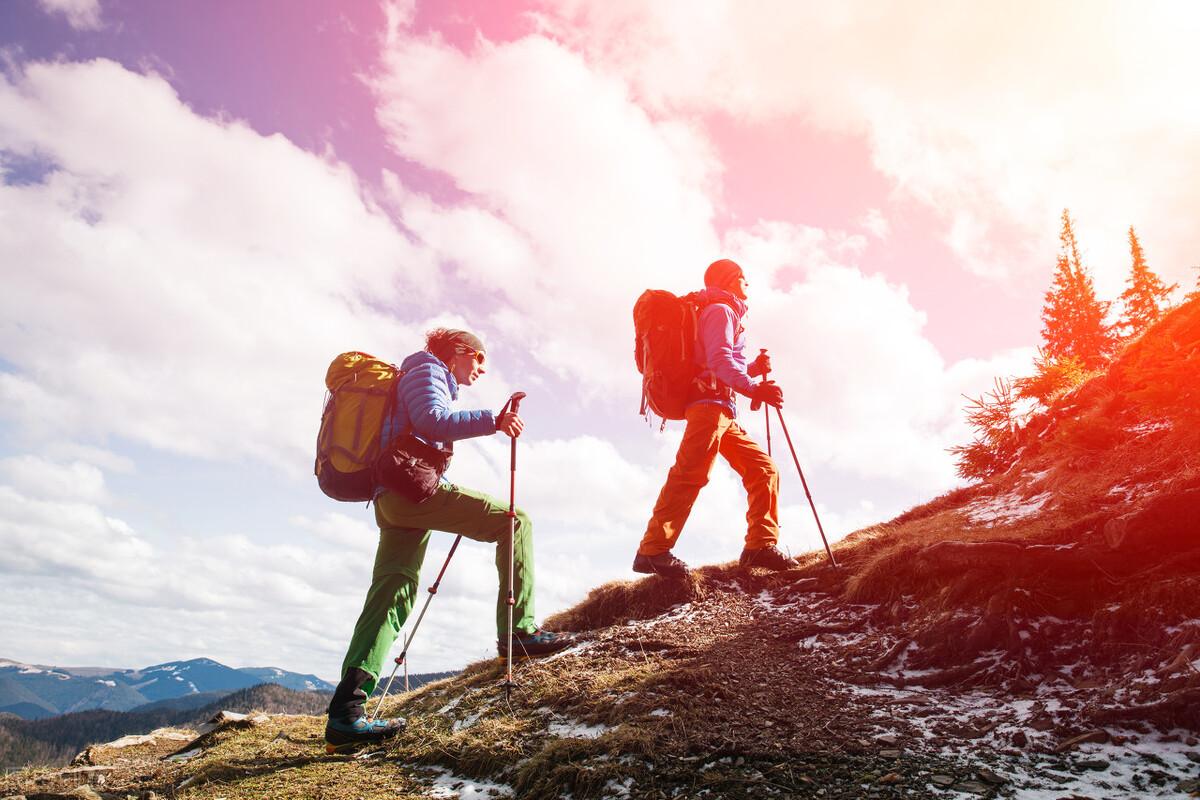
[401,350,459,397]
[697,287,748,319]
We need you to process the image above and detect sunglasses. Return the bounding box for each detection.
[456,347,486,366]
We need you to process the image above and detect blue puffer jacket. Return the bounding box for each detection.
[380,351,497,449]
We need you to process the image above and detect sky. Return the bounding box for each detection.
[1,0,1198,679]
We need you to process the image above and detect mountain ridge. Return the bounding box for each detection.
[0,656,337,719]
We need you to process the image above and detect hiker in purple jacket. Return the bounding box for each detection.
[634,259,797,577]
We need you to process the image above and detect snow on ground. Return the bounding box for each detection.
[965,491,1052,525]
[1127,420,1173,436]
[425,766,514,799]
[547,716,612,739]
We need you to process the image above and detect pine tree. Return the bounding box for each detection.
[1116,226,1175,338]
[1038,210,1115,370]
[949,378,1026,480]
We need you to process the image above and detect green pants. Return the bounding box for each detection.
[339,482,536,693]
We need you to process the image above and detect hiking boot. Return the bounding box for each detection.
[739,545,799,571]
[632,551,689,578]
[324,714,405,751]
[498,628,575,658]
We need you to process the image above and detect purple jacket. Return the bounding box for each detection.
[690,288,757,417]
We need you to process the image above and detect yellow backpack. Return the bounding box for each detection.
[314,352,401,502]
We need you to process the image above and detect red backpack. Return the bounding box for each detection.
[633,289,712,421]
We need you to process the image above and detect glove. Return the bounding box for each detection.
[750,380,783,409]
[748,352,772,378]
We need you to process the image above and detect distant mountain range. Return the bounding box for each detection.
[0,657,337,720]
[0,682,333,769]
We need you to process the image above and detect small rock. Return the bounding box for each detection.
[1011,730,1028,748]
[1186,751,1200,764]
[66,788,104,800]
[1,794,27,800]
[977,767,1005,785]
[1029,715,1055,732]
[1053,729,1110,753]
[957,781,990,795]
[877,733,899,746]
[1178,778,1200,793]
[877,772,902,785]
[1075,758,1110,771]
[880,749,901,759]
[931,774,955,787]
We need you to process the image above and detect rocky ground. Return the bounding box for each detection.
[4,566,1199,799]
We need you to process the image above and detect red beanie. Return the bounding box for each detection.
[704,259,744,289]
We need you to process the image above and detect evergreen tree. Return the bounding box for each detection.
[1038,209,1115,370]
[1117,226,1175,337]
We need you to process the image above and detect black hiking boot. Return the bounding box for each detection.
[632,551,689,578]
[323,667,405,752]
[497,628,576,658]
[739,545,799,571]
[324,714,406,753]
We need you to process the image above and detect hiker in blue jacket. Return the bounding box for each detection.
[325,328,573,749]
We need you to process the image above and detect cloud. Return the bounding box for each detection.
[37,0,103,31]
[371,25,722,396]
[0,59,436,473]
[542,1,1200,292]
[0,455,108,504]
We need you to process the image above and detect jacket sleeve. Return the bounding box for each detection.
[399,364,497,442]
[698,305,757,397]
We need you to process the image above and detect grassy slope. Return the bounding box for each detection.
[3,300,1197,799]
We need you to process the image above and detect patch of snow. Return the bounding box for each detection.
[426,766,514,799]
[965,491,1052,525]
[96,679,116,687]
[649,708,671,717]
[452,709,484,732]
[600,777,633,798]
[165,748,203,762]
[173,674,184,681]
[1127,420,1172,436]
[19,666,44,674]
[304,680,316,690]
[437,694,465,715]
[547,718,611,739]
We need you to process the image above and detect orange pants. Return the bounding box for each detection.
[638,403,780,556]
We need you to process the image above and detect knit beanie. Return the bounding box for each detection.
[426,328,486,364]
[703,258,744,289]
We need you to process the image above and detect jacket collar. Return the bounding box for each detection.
[700,286,748,318]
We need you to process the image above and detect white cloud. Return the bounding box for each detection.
[371,26,721,396]
[37,0,102,31]
[0,455,108,504]
[0,59,435,473]
[542,1,1200,292]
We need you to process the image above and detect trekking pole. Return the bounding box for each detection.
[773,405,839,569]
[370,534,464,721]
[501,391,526,700]
[749,348,772,457]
